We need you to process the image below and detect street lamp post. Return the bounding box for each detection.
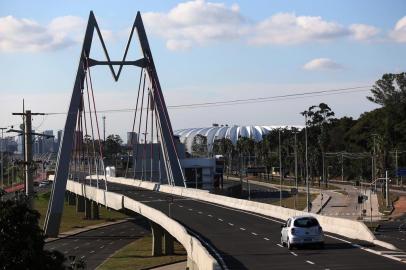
[305,114,310,212]
[0,127,6,188]
[279,129,282,207]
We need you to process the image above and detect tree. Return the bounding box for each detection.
[0,194,66,270]
[191,134,208,157]
[367,73,406,106]
[105,134,123,158]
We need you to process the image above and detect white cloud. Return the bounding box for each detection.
[389,16,406,42]
[349,24,379,40]
[303,58,343,71]
[0,15,86,52]
[250,13,348,45]
[143,0,248,50]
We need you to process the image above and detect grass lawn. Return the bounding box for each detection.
[376,191,399,215]
[269,192,317,210]
[97,235,187,270]
[35,192,128,233]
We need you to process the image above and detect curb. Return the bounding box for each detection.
[316,195,332,214]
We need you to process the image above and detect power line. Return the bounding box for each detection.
[43,85,371,115]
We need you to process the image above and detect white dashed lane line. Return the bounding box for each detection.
[188,208,193,211]
[208,214,213,217]
[89,250,95,254]
[240,227,246,231]
[198,211,203,214]
[251,232,258,236]
[218,218,223,222]
[306,260,315,265]
[276,244,283,248]
[263,237,270,241]
[74,246,79,250]
[290,252,298,256]
[100,245,105,249]
[228,223,234,226]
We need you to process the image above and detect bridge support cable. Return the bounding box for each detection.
[83,62,99,189]
[86,57,108,192]
[44,11,185,237]
[142,89,151,181]
[134,72,147,180]
[125,68,144,178]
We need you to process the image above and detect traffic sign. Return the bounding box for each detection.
[397,168,406,176]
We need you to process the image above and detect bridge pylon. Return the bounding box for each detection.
[44,11,185,237]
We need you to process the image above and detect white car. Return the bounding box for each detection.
[281,216,324,249]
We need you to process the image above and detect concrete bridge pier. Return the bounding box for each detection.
[150,221,163,256]
[150,222,175,257]
[91,201,99,219]
[84,198,92,219]
[68,192,76,206]
[164,230,174,255]
[76,195,85,213]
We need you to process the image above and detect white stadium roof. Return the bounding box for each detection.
[174,125,302,153]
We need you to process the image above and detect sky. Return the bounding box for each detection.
[0,0,405,139]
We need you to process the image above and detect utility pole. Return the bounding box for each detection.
[341,152,344,182]
[385,170,389,207]
[102,116,106,142]
[10,110,47,208]
[305,114,310,212]
[294,132,298,210]
[279,129,282,207]
[0,127,6,188]
[25,110,33,207]
[395,149,399,186]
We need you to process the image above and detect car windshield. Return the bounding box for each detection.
[293,218,319,228]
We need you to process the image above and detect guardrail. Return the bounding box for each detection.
[103,176,398,251]
[65,179,220,270]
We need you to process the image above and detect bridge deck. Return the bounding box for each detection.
[79,180,406,269]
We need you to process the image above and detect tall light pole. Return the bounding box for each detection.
[279,129,282,206]
[294,131,298,210]
[0,127,6,188]
[305,114,310,212]
[102,116,106,142]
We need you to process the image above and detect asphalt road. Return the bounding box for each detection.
[376,216,406,252]
[88,180,406,270]
[45,217,150,270]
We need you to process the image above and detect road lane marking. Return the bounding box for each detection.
[178,205,183,208]
[74,246,79,250]
[264,237,270,241]
[228,223,234,226]
[306,260,315,265]
[218,218,223,222]
[277,244,283,248]
[100,245,105,249]
[251,232,258,236]
[89,250,95,254]
[198,211,203,214]
[208,214,213,217]
[188,208,193,211]
[80,256,85,259]
[290,252,298,256]
[240,227,246,231]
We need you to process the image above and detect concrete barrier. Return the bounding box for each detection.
[66,179,220,270]
[101,176,397,250]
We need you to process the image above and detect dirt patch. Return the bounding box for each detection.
[392,196,406,218]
